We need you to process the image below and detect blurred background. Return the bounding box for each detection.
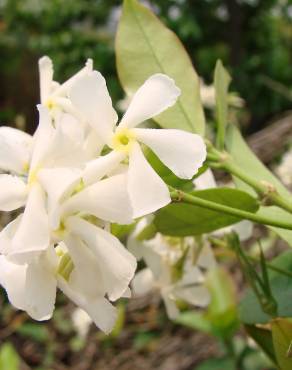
[0,0,292,369]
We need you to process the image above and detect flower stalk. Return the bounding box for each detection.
[169,187,292,230]
[206,143,292,214]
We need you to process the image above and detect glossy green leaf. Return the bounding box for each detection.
[272,318,292,370]
[245,324,277,364]
[240,251,292,324]
[226,125,292,246]
[154,187,259,236]
[116,0,205,135]
[214,60,231,149]
[0,343,20,370]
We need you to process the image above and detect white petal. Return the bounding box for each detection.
[232,220,253,241]
[174,285,210,307]
[132,268,155,296]
[0,215,22,254]
[0,127,32,174]
[122,287,132,298]
[52,59,93,98]
[0,255,27,311]
[25,256,57,320]
[63,173,133,224]
[57,112,86,144]
[197,244,216,270]
[0,252,57,321]
[135,128,206,179]
[30,105,55,172]
[141,246,163,280]
[119,74,180,129]
[37,167,82,229]
[64,236,105,298]
[0,175,27,211]
[69,71,118,144]
[128,143,170,218]
[10,183,49,261]
[39,117,89,169]
[38,56,54,103]
[58,277,117,334]
[66,217,137,301]
[71,308,92,338]
[83,151,125,186]
[193,169,217,190]
[83,129,104,159]
[161,288,180,320]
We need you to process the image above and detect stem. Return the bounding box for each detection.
[223,338,239,369]
[170,188,292,230]
[209,236,292,279]
[207,143,292,214]
[248,256,292,279]
[223,160,292,213]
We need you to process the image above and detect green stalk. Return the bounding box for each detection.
[206,143,292,214]
[169,188,292,230]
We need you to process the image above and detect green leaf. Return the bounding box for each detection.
[175,311,212,334]
[214,60,231,149]
[154,188,259,236]
[196,357,235,370]
[240,251,292,324]
[226,125,292,246]
[245,324,277,364]
[272,318,292,370]
[205,267,239,339]
[111,223,136,240]
[16,323,49,342]
[116,0,205,135]
[0,343,20,370]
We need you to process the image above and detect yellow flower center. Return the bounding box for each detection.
[55,246,74,281]
[22,162,29,174]
[112,128,136,153]
[45,99,56,110]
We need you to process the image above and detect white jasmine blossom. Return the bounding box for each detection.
[129,220,215,319]
[69,72,207,217]
[38,56,93,118]
[71,307,92,338]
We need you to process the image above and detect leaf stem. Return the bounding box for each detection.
[169,188,292,230]
[207,144,292,214]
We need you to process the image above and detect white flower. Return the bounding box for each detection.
[0,183,136,333]
[276,148,292,187]
[38,56,93,118]
[71,308,92,338]
[200,79,244,109]
[0,106,95,262]
[128,220,215,319]
[69,72,207,218]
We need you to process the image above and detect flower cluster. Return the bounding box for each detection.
[128,218,216,319]
[0,57,206,333]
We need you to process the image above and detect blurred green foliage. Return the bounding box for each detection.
[0,0,291,132]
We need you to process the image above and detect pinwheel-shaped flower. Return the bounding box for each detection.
[39,56,93,117]
[0,106,94,261]
[128,220,215,319]
[0,205,136,333]
[69,72,207,217]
